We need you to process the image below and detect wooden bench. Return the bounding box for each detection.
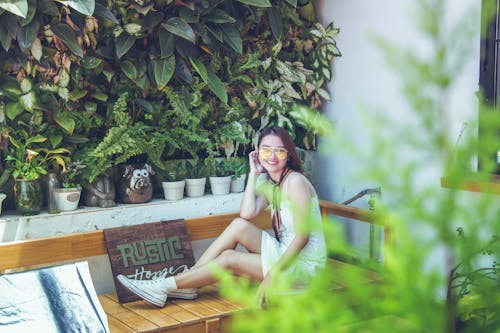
[0,200,391,333]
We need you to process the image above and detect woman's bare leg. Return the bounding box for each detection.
[175,250,264,289]
[193,217,263,268]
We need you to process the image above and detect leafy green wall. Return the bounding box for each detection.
[0,0,339,182]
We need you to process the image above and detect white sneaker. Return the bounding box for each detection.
[117,275,168,307]
[167,288,198,300]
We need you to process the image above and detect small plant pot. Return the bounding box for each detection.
[230,174,247,193]
[209,176,232,195]
[54,187,82,211]
[14,179,42,215]
[185,178,206,197]
[162,180,185,201]
[0,193,6,215]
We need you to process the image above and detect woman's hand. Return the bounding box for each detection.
[256,273,272,308]
[249,150,264,175]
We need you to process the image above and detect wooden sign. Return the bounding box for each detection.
[104,219,195,303]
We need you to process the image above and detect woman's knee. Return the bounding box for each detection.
[228,217,251,233]
[217,249,239,270]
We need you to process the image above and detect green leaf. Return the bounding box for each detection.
[69,88,88,101]
[205,9,236,24]
[30,36,42,61]
[235,0,271,7]
[81,56,102,69]
[162,17,195,43]
[153,56,175,90]
[19,0,35,26]
[206,24,223,42]
[121,60,137,81]
[91,91,108,102]
[285,0,297,7]
[179,7,197,23]
[0,0,27,18]
[5,101,23,120]
[0,21,12,51]
[0,77,22,98]
[159,27,175,57]
[115,33,135,59]
[26,134,47,145]
[190,57,227,104]
[48,134,63,149]
[52,23,83,58]
[94,2,118,24]
[141,11,163,32]
[19,91,36,111]
[54,112,76,135]
[62,0,94,16]
[135,98,153,113]
[220,24,242,54]
[16,17,38,50]
[268,7,283,40]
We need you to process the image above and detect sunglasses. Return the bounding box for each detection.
[258,147,288,160]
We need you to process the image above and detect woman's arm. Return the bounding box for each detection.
[239,150,269,220]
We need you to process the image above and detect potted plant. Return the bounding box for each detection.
[5,133,69,215]
[208,158,232,195]
[227,157,248,193]
[161,160,187,201]
[185,159,207,198]
[53,161,86,211]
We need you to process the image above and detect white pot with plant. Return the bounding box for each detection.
[208,158,232,195]
[162,160,186,201]
[227,157,248,193]
[54,161,85,211]
[185,159,207,197]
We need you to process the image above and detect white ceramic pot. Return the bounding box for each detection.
[209,176,232,195]
[185,178,206,197]
[230,174,247,193]
[54,187,82,211]
[162,180,185,201]
[0,193,6,215]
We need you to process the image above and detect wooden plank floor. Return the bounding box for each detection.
[98,260,381,333]
[99,285,243,333]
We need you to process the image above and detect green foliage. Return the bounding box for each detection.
[0,0,340,185]
[162,160,186,182]
[60,160,86,188]
[185,159,208,179]
[215,1,500,333]
[227,157,248,179]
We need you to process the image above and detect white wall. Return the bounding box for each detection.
[314,0,483,260]
[316,0,481,202]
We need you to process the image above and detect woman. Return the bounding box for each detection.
[118,126,326,307]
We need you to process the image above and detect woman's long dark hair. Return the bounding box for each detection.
[257,126,303,173]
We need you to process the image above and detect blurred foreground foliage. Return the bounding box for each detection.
[215,1,500,332]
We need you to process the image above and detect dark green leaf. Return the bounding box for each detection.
[285,0,297,7]
[16,17,38,50]
[115,33,136,59]
[52,23,84,58]
[48,133,63,149]
[190,57,227,104]
[179,7,198,24]
[159,27,175,57]
[0,0,28,18]
[174,58,194,85]
[205,9,236,24]
[19,0,35,26]
[153,56,175,90]
[66,135,89,144]
[64,0,95,16]
[69,88,88,101]
[0,78,22,99]
[220,24,242,54]
[94,2,118,24]
[141,11,164,32]
[268,7,282,40]
[135,98,153,113]
[0,22,12,51]
[234,0,271,7]
[206,24,223,42]
[121,60,137,81]
[162,17,196,43]
[134,73,150,91]
[81,56,102,69]
[39,0,58,16]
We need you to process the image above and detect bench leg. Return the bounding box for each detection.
[205,318,220,333]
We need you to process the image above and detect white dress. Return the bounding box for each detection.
[260,173,327,280]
